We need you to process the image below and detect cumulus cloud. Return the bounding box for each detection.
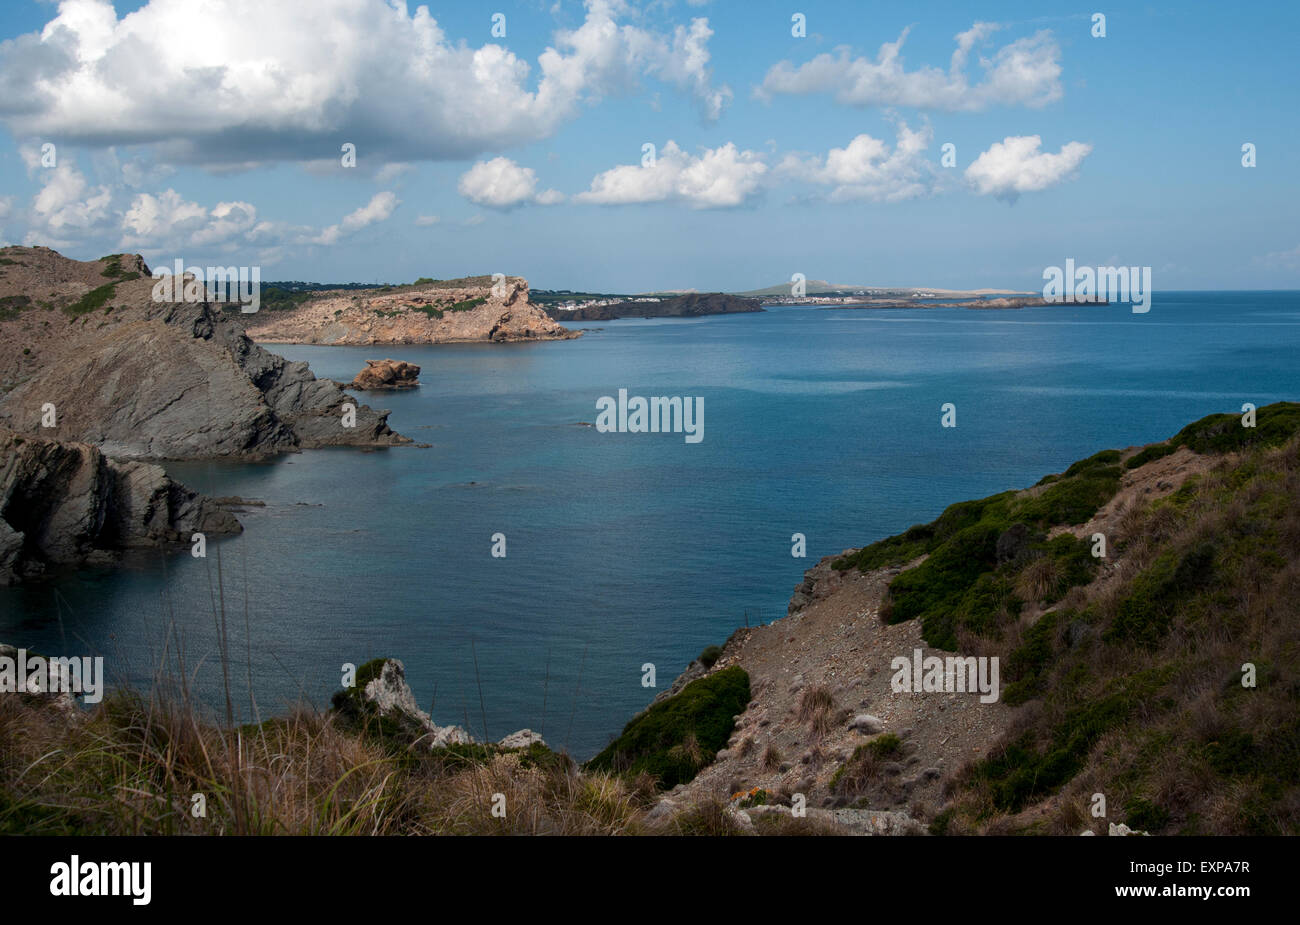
[776,123,938,202]
[23,162,113,247]
[116,185,396,253]
[576,141,767,208]
[964,135,1091,201]
[758,23,1062,111]
[0,0,731,166]
[313,191,399,244]
[457,158,562,209]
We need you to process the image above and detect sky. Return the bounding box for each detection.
[0,0,1296,292]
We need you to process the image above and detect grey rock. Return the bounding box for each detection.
[358,657,474,748]
[498,729,546,750]
[848,714,884,734]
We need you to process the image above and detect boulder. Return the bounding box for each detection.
[348,359,421,390]
[498,729,546,749]
[848,714,884,734]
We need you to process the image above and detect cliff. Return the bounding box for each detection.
[242,275,579,345]
[0,428,240,584]
[0,247,409,460]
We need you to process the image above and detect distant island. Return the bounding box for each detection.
[543,292,762,321]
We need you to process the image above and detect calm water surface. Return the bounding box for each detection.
[2,293,1297,757]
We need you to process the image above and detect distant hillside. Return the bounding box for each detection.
[737,280,1029,299]
[545,292,762,321]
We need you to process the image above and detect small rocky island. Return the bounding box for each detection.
[347,359,420,390]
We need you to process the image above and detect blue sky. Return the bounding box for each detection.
[0,0,1296,291]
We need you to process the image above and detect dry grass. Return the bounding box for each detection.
[0,680,660,835]
[796,685,836,741]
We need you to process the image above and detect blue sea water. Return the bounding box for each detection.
[2,293,1298,758]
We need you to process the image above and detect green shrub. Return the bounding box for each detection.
[1172,402,1300,454]
[0,295,32,321]
[1013,467,1120,525]
[1104,541,1215,649]
[698,645,723,668]
[64,283,118,316]
[1125,442,1178,469]
[584,666,750,789]
[1124,797,1170,831]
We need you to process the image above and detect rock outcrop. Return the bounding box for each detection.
[337,657,547,751]
[0,247,410,459]
[348,359,420,390]
[243,275,579,345]
[0,428,240,584]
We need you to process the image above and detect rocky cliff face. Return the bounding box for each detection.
[0,428,240,584]
[242,276,579,345]
[0,247,410,459]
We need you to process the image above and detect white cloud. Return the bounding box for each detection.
[0,0,731,166]
[414,214,440,227]
[116,186,396,252]
[314,191,400,244]
[374,163,415,184]
[576,141,767,208]
[777,123,938,202]
[0,196,12,220]
[964,135,1092,201]
[758,23,1062,111]
[457,158,561,209]
[24,162,113,247]
[120,188,256,249]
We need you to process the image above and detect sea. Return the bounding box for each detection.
[2,292,1298,759]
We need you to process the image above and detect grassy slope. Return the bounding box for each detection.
[837,402,1300,834]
